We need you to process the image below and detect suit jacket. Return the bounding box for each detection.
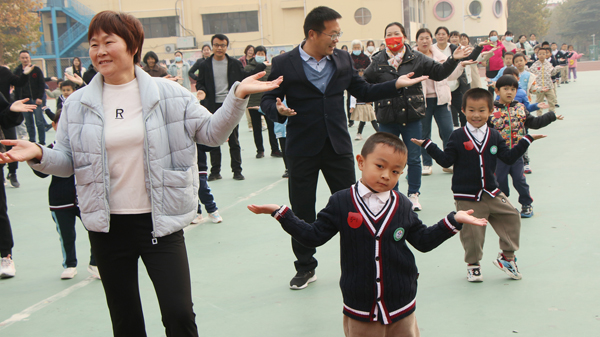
[195,54,266,112]
[261,45,398,157]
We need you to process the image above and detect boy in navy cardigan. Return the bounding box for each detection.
[412,88,546,282]
[249,132,487,336]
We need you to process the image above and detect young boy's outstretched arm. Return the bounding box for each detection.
[248,196,340,248]
[411,133,458,168]
[524,111,563,129]
[496,132,546,165]
[406,210,487,252]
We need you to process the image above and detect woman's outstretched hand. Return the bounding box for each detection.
[235,72,283,98]
[0,140,43,164]
[10,99,37,113]
[453,45,474,60]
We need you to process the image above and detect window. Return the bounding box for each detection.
[469,1,482,16]
[493,0,503,17]
[409,0,416,22]
[139,16,179,39]
[434,1,454,20]
[354,8,372,25]
[202,11,259,35]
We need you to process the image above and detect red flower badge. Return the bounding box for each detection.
[347,212,363,229]
[463,140,474,151]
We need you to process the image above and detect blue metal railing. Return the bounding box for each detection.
[65,0,94,22]
[58,22,87,51]
[30,41,54,56]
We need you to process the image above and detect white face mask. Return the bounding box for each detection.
[367,46,375,52]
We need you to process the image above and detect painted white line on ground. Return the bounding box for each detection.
[0,178,285,329]
[0,277,97,330]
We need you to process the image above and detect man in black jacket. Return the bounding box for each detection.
[261,6,428,289]
[195,34,266,181]
[13,50,47,145]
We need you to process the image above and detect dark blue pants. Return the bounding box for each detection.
[51,207,96,268]
[197,175,217,214]
[495,157,533,207]
[379,120,422,195]
[23,100,46,144]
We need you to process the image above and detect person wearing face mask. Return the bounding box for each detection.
[363,22,473,211]
[502,31,517,54]
[482,30,507,82]
[364,40,376,59]
[350,39,371,70]
[168,50,192,91]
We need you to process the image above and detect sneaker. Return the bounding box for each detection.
[520,205,534,218]
[348,121,354,127]
[233,172,245,180]
[271,150,283,158]
[407,193,422,211]
[289,270,317,290]
[208,211,223,223]
[7,173,20,188]
[191,213,203,224]
[555,103,560,108]
[87,265,101,279]
[467,265,483,282]
[256,152,265,159]
[422,166,432,176]
[523,164,532,174]
[282,170,289,178]
[0,256,15,278]
[493,253,522,280]
[207,173,222,181]
[61,267,77,279]
[354,133,362,140]
[442,166,453,173]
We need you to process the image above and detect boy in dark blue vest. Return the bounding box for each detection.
[249,132,487,336]
[412,88,546,282]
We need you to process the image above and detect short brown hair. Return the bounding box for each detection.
[88,11,144,64]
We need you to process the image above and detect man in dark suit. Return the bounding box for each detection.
[195,34,266,181]
[261,6,427,289]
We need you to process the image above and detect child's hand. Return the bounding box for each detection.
[455,210,487,227]
[556,115,564,120]
[537,102,549,109]
[248,204,281,215]
[410,138,425,147]
[530,134,547,140]
[541,87,549,92]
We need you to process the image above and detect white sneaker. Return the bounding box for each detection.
[422,166,432,176]
[0,256,15,278]
[442,166,453,173]
[208,211,223,223]
[61,267,77,279]
[87,265,101,279]
[407,193,422,211]
[191,213,203,224]
[467,265,483,282]
[354,133,362,140]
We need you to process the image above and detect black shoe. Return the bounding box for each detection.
[45,124,52,132]
[256,152,264,159]
[207,173,222,181]
[282,170,289,178]
[554,104,560,108]
[7,173,20,188]
[233,172,245,180]
[348,121,354,127]
[271,150,283,158]
[289,270,317,290]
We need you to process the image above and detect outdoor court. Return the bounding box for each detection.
[1,69,599,337]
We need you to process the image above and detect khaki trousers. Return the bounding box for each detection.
[535,89,557,116]
[343,313,420,337]
[456,193,521,265]
[560,67,568,83]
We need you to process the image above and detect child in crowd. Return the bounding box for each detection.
[567,45,583,82]
[488,52,514,85]
[496,68,546,112]
[491,75,562,218]
[273,117,288,178]
[526,46,540,67]
[45,79,63,99]
[192,144,223,224]
[32,109,100,280]
[412,88,545,282]
[249,132,487,336]
[556,44,572,84]
[529,47,562,116]
[512,53,535,95]
[350,95,378,141]
[56,80,76,111]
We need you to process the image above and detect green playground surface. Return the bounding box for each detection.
[1,71,599,337]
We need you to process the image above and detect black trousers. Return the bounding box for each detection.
[450,88,467,127]
[2,127,18,174]
[88,214,198,337]
[279,138,287,169]
[249,108,279,154]
[209,103,242,174]
[0,168,12,257]
[286,138,355,272]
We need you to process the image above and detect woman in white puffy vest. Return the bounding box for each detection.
[0,10,281,337]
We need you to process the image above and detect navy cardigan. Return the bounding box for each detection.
[272,183,461,324]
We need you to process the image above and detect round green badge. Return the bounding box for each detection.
[490,145,498,155]
[393,228,405,241]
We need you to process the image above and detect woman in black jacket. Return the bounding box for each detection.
[364,22,472,211]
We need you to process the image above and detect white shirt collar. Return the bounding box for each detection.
[357,181,391,204]
[466,122,488,142]
[299,41,332,62]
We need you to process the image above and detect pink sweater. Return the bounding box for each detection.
[568,52,583,68]
[483,43,507,71]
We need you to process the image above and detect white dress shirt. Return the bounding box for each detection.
[357,181,390,215]
[466,122,488,144]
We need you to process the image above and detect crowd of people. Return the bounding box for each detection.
[0,5,586,337]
